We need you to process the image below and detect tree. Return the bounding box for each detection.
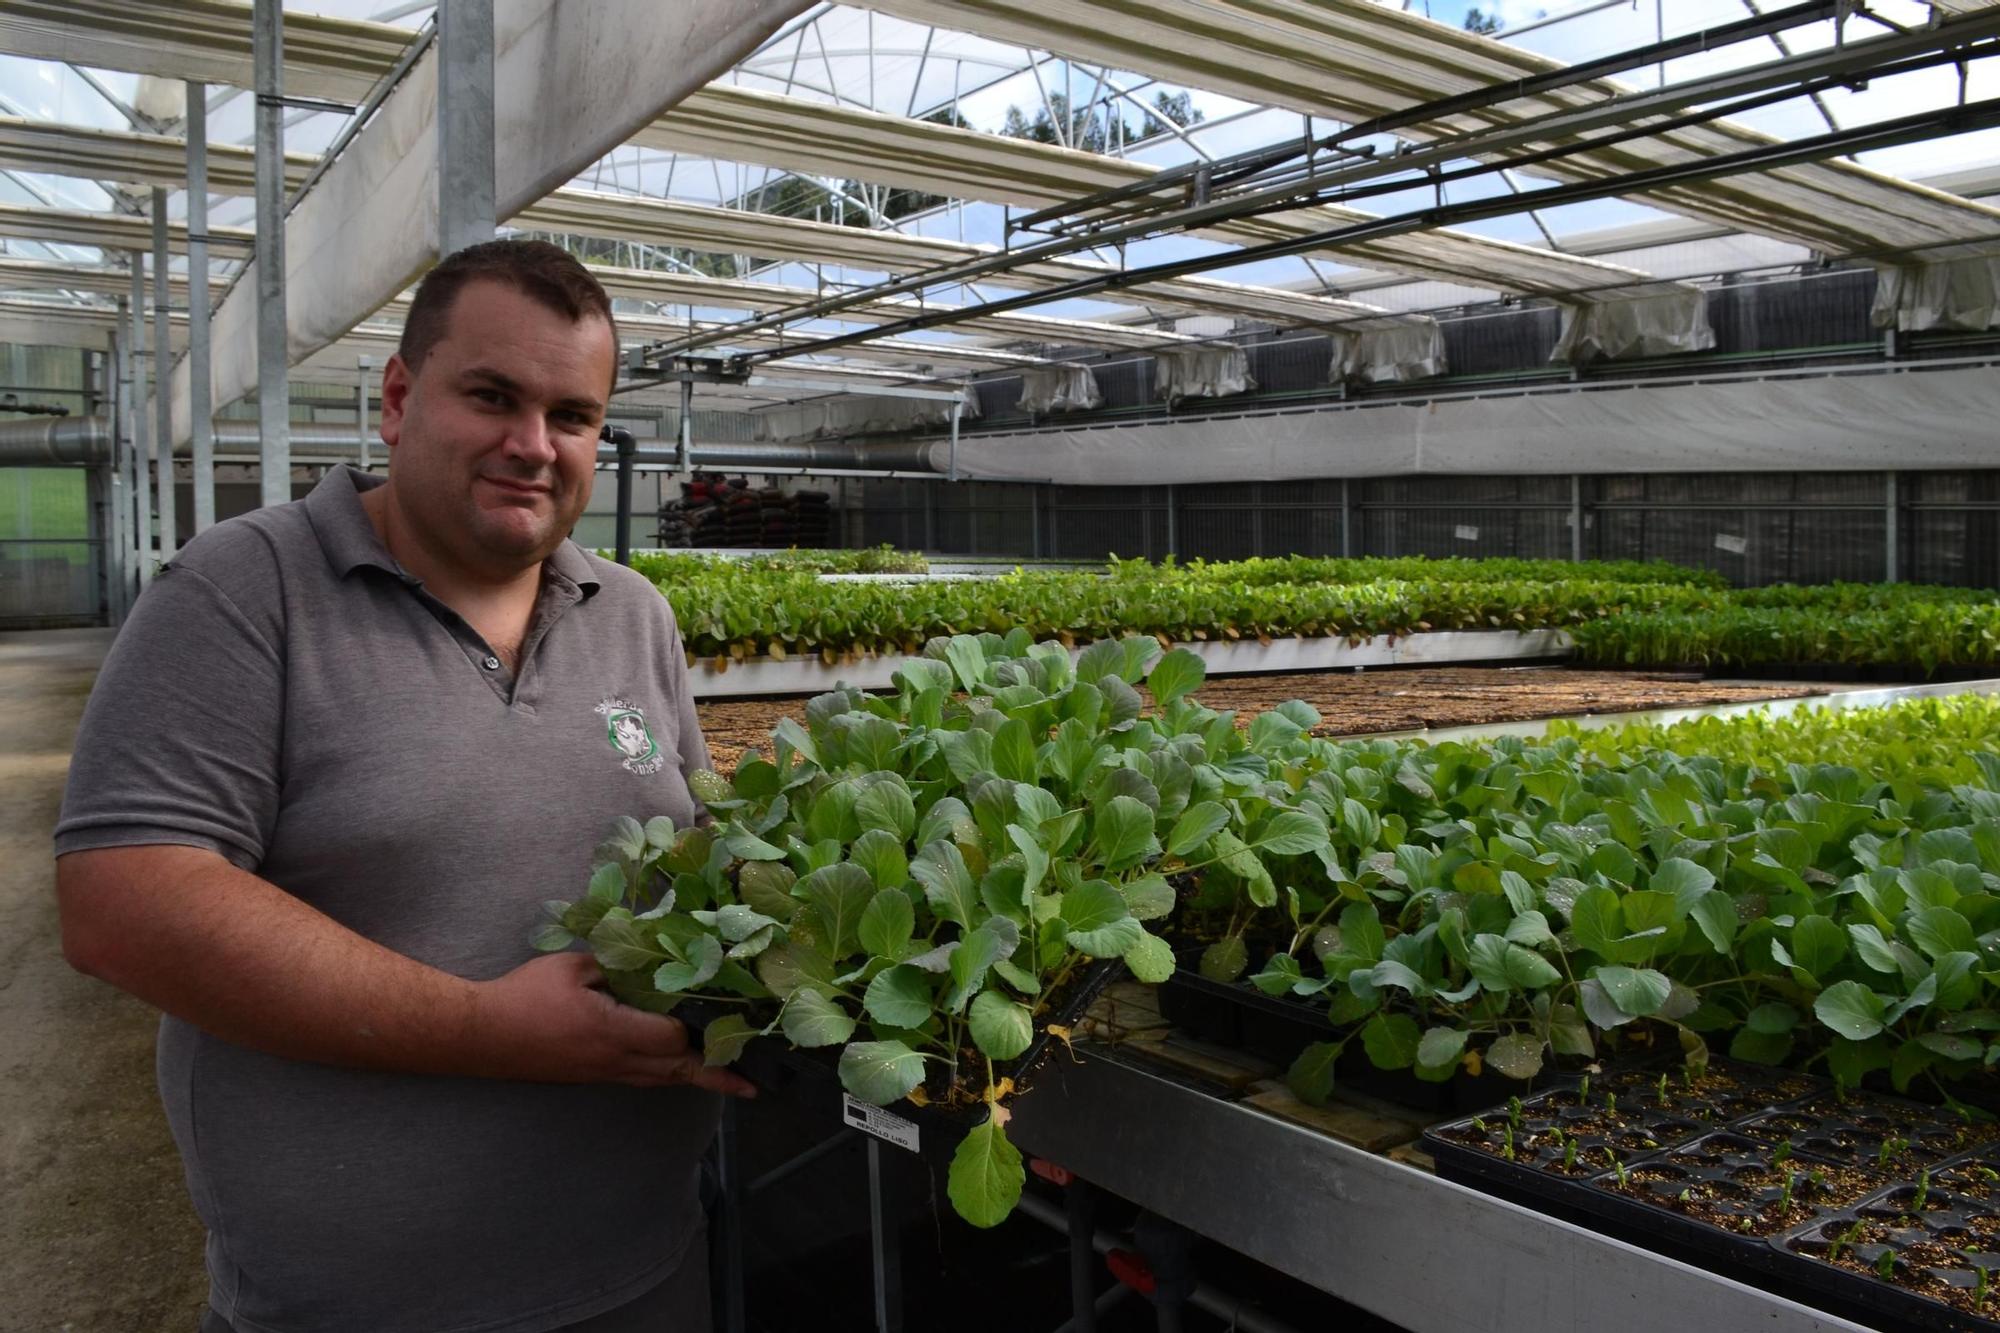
[1463,7,1502,34]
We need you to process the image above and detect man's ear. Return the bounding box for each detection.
[378,354,414,449]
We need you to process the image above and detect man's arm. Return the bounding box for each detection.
[58,844,754,1096]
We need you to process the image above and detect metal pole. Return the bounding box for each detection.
[128,261,153,589]
[865,1139,902,1333]
[713,1100,746,1333]
[1885,471,1900,583]
[151,187,176,560]
[678,377,693,475]
[1570,474,1585,562]
[613,428,636,566]
[437,0,497,255]
[100,340,128,622]
[356,356,372,469]
[1164,484,1177,557]
[254,0,290,509]
[1341,478,1354,558]
[946,398,961,483]
[187,80,215,533]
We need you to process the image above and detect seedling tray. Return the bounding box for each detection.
[1156,955,1553,1113]
[1773,1146,2000,1333]
[1736,1091,2000,1173]
[1425,1083,1711,1207]
[677,958,1124,1133]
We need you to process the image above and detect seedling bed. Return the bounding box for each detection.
[1775,1146,2000,1332]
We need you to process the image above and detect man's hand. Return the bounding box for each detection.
[468,953,756,1097]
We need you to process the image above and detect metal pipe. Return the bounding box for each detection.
[151,187,176,560]
[437,0,496,255]
[128,260,152,589]
[946,397,961,483]
[106,332,129,620]
[255,0,290,510]
[1012,1192,1308,1333]
[678,378,693,473]
[1885,471,1901,583]
[187,80,215,534]
[611,426,636,566]
[356,356,372,469]
[1570,475,1584,562]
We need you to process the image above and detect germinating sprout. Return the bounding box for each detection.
[1614,1159,1630,1188]
[1772,1141,1794,1168]
[1502,1123,1516,1161]
[1911,1170,1931,1216]
[1977,1264,1992,1308]
[1878,1136,1911,1167]
[1506,1095,1524,1128]
[1578,1073,1590,1102]
[1563,1139,1577,1171]
[1657,1073,1670,1105]
[1876,1248,1896,1280]
[1470,1116,1489,1133]
[1827,1219,1865,1264]
[1605,1092,1618,1113]
[1978,1166,2000,1186]
[1777,1171,1797,1214]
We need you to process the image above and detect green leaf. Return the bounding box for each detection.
[839,1039,927,1105]
[1093,794,1161,873]
[1468,934,1562,992]
[1121,872,1176,922]
[858,889,915,961]
[1287,1041,1341,1106]
[968,991,1035,1060]
[1146,647,1207,708]
[855,782,917,841]
[912,840,982,929]
[1062,880,1141,957]
[701,1014,757,1067]
[1504,910,1554,948]
[1484,1033,1545,1081]
[863,965,935,1028]
[781,987,857,1048]
[587,862,626,904]
[1123,929,1176,984]
[992,718,1041,785]
[1650,857,1717,911]
[656,928,728,992]
[946,924,1007,1012]
[1200,936,1249,983]
[1909,907,1977,962]
[1747,1002,1801,1035]
[1918,1032,1984,1063]
[1729,1027,1794,1066]
[1592,965,1673,1018]
[1416,1026,1469,1075]
[1167,801,1230,857]
[948,1111,1023,1228]
[531,921,575,952]
[850,829,911,895]
[799,863,875,959]
[1791,914,1848,979]
[1814,980,1889,1041]
[1361,1013,1421,1070]
[589,912,668,971]
[1569,886,1624,956]
[1254,809,1330,857]
[738,860,799,922]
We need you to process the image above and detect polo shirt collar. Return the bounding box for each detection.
[305,465,602,598]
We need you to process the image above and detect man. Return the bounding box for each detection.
[55,239,749,1333]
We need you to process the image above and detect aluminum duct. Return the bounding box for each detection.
[0,416,941,472]
[0,415,113,465]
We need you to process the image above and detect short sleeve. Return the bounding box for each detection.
[54,561,284,869]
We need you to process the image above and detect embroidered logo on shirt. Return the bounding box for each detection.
[596,697,664,775]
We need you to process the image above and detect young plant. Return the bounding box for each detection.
[1910,1170,1930,1216]
[1777,1170,1797,1215]
[1977,1263,1992,1308]
[1563,1139,1578,1171]
[1827,1219,1865,1264]
[1876,1248,1896,1280]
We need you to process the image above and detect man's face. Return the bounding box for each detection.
[377,278,614,578]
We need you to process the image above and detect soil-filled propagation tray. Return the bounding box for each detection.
[1426,1059,2000,1327]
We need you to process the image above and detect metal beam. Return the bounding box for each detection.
[436,0,496,255]
[254,0,290,509]
[187,82,215,534]
[127,262,152,588]
[151,188,175,561]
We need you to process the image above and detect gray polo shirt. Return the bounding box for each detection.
[56,467,719,1333]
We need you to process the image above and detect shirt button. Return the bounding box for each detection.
[482,655,501,671]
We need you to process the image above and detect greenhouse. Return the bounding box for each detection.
[5,2,2000,1331]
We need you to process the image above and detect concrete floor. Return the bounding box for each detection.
[0,629,207,1333]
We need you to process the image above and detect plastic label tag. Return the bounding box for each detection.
[1714,533,1749,554]
[1454,524,1480,542]
[842,1094,920,1153]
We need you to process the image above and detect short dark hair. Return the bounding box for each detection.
[399,238,619,380]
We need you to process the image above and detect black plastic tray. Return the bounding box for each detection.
[1735,1091,2000,1172]
[1772,1144,2000,1333]
[678,957,1124,1133]
[1157,952,1556,1113]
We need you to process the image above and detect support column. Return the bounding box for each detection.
[437,0,497,255]
[356,356,372,469]
[1570,475,1585,563]
[946,398,961,483]
[103,338,129,622]
[1340,479,1354,558]
[254,0,291,509]
[151,187,177,560]
[678,377,693,474]
[128,262,153,589]
[1885,471,1900,583]
[1164,484,1177,558]
[187,80,215,532]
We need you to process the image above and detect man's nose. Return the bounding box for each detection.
[502,412,558,466]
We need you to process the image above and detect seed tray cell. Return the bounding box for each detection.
[1736,1092,2000,1172]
